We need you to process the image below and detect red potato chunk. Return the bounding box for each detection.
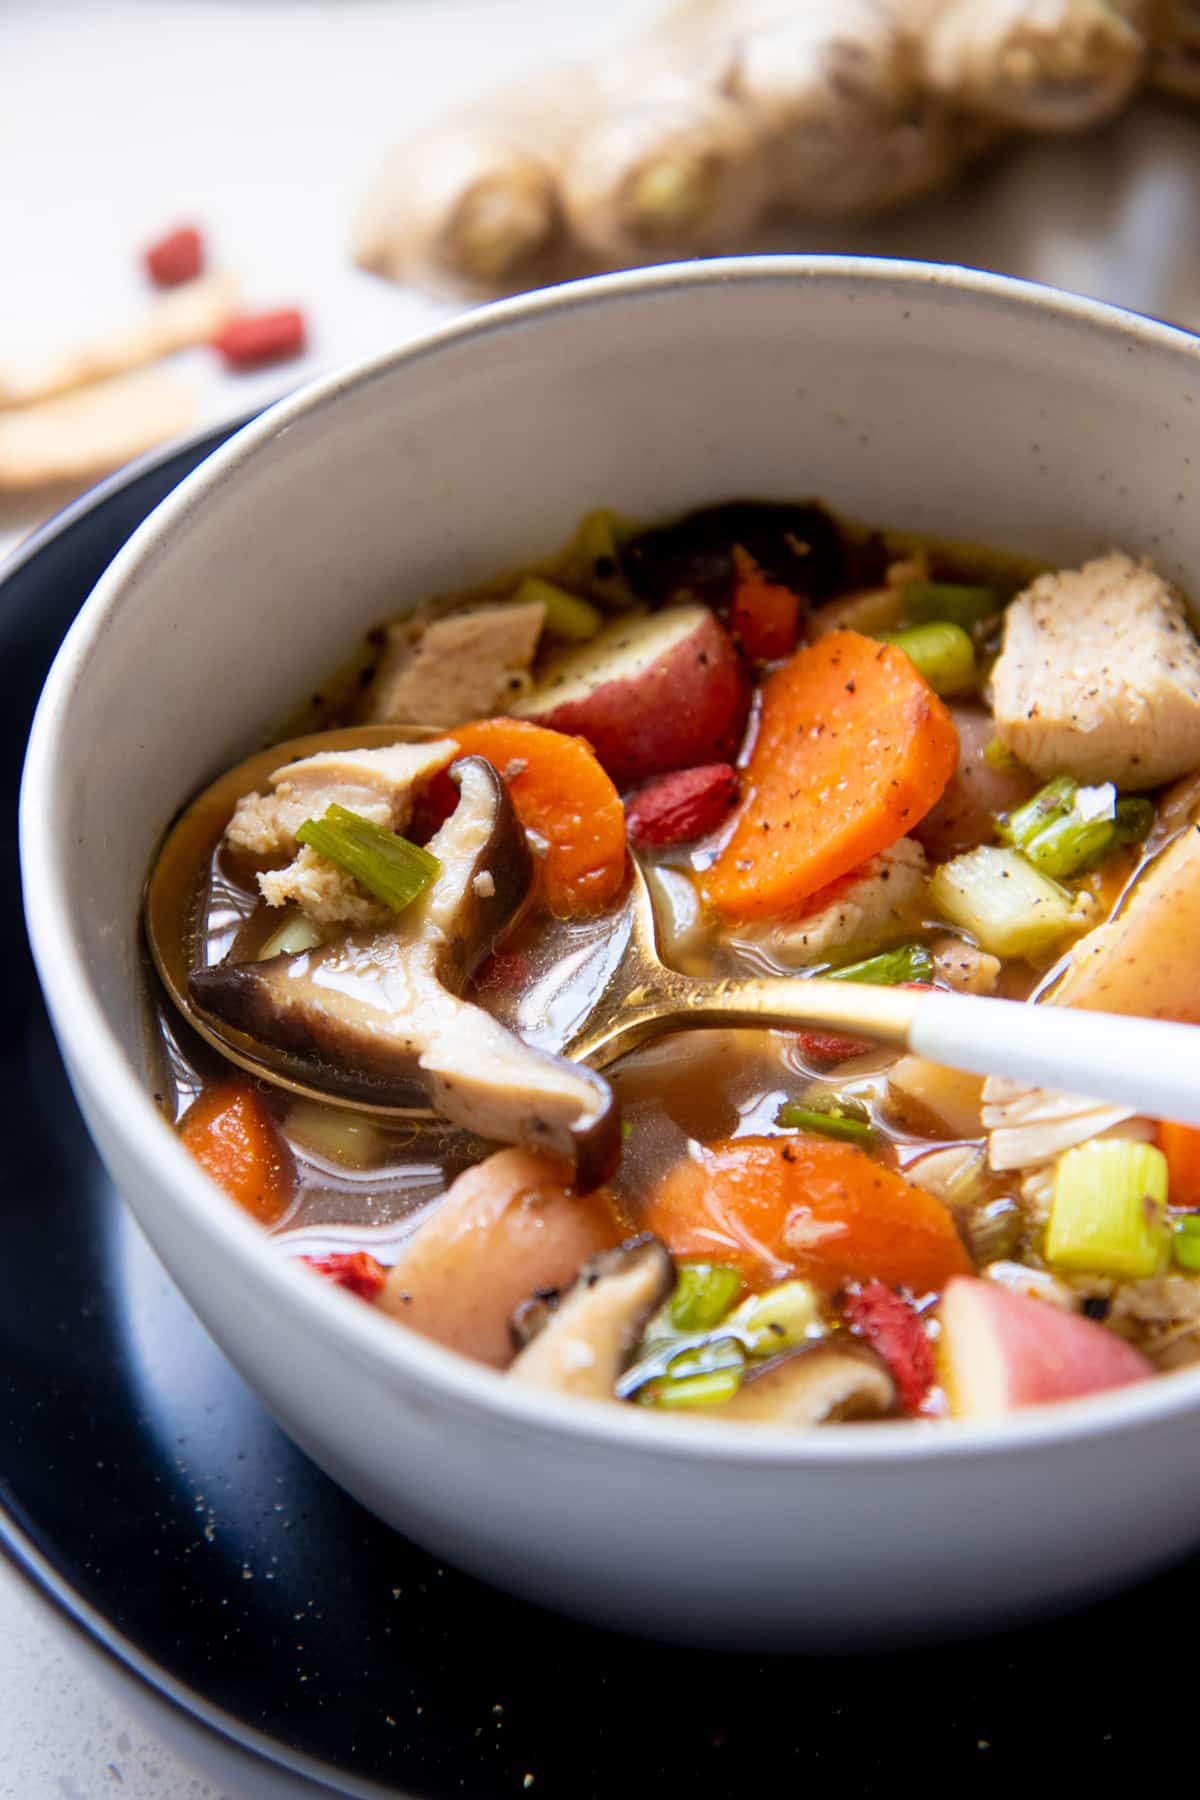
[913,703,1038,863]
[939,1276,1153,1418]
[512,605,749,787]
[378,1149,622,1368]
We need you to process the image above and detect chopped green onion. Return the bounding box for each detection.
[635,1365,744,1409]
[1045,1140,1169,1279]
[1173,1215,1200,1273]
[929,845,1074,959]
[286,1100,382,1169]
[635,1333,746,1408]
[1114,797,1155,845]
[620,1119,635,1141]
[669,1261,745,1332]
[725,1280,818,1355]
[883,622,978,696]
[776,1101,874,1147]
[296,804,440,914]
[827,942,935,986]
[903,579,998,630]
[999,776,1119,879]
[983,736,1022,772]
[258,912,326,959]
[512,574,602,643]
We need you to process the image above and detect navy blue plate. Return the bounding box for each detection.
[0,424,1190,1793]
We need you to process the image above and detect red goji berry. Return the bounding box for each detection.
[213,308,307,370]
[145,224,206,287]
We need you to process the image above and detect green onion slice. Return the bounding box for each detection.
[776,1102,874,1147]
[999,776,1120,879]
[668,1261,745,1332]
[827,942,934,986]
[902,579,998,630]
[296,804,440,914]
[883,621,978,696]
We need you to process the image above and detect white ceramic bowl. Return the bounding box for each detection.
[21,259,1200,1649]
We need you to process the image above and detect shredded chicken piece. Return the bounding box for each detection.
[733,837,926,966]
[226,739,458,858]
[991,551,1200,787]
[363,600,545,727]
[931,933,1000,995]
[258,847,390,926]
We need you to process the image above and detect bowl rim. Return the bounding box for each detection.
[21,252,1200,1469]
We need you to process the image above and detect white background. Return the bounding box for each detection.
[4,2,1200,1793]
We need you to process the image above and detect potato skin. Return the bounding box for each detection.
[379,1150,621,1367]
[519,608,750,786]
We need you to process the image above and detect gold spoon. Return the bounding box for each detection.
[147,731,1200,1128]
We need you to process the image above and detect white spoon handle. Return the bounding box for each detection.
[911,993,1200,1126]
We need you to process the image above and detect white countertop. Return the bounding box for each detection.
[4,2,1200,1792]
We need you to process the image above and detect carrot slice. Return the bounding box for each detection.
[641,1134,970,1294]
[729,546,801,662]
[705,630,959,922]
[178,1079,295,1225]
[445,717,627,916]
[1158,1120,1200,1207]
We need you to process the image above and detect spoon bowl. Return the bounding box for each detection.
[147,726,1200,1133]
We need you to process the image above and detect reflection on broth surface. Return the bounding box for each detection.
[148,501,1200,1426]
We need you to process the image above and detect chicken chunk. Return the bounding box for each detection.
[1052,823,1200,1021]
[991,552,1200,787]
[732,838,927,967]
[226,739,458,858]
[363,600,545,728]
[931,933,1000,995]
[226,738,458,928]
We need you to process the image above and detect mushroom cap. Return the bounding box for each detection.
[191,756,620,1186]
[508,1236,675,1398]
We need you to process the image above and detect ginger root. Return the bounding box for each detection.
[354,0,1174,298]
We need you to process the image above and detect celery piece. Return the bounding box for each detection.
[512,574,602,643]
[983,736,1022,772]
[1173,1215,1200,1273]
[1045,1140,1170,1279]
[258,912,325,960]
[1114,797,1155,845]
[725,1280,819,1355]
[296,804,440,913]
[929,845,1074,958]
[883,621,978,696]
[776,1102,874,1147]
[669,1261,744,1332]
[1000,776,1118,878]
[903,579,998,630]
[554,509,635,606]
[286,1100,382,1169]
[828,942,935,986]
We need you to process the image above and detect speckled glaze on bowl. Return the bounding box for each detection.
[20,259,1200,1649]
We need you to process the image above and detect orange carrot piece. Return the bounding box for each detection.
[705,629,959,922]
[641,1134,970,1294]
[729,546,801,662]
[178,1079,295,1225]
[1158,1120,1200,1208]
[446,717,627,916]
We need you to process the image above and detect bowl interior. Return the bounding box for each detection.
[29,258,1200,1160]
